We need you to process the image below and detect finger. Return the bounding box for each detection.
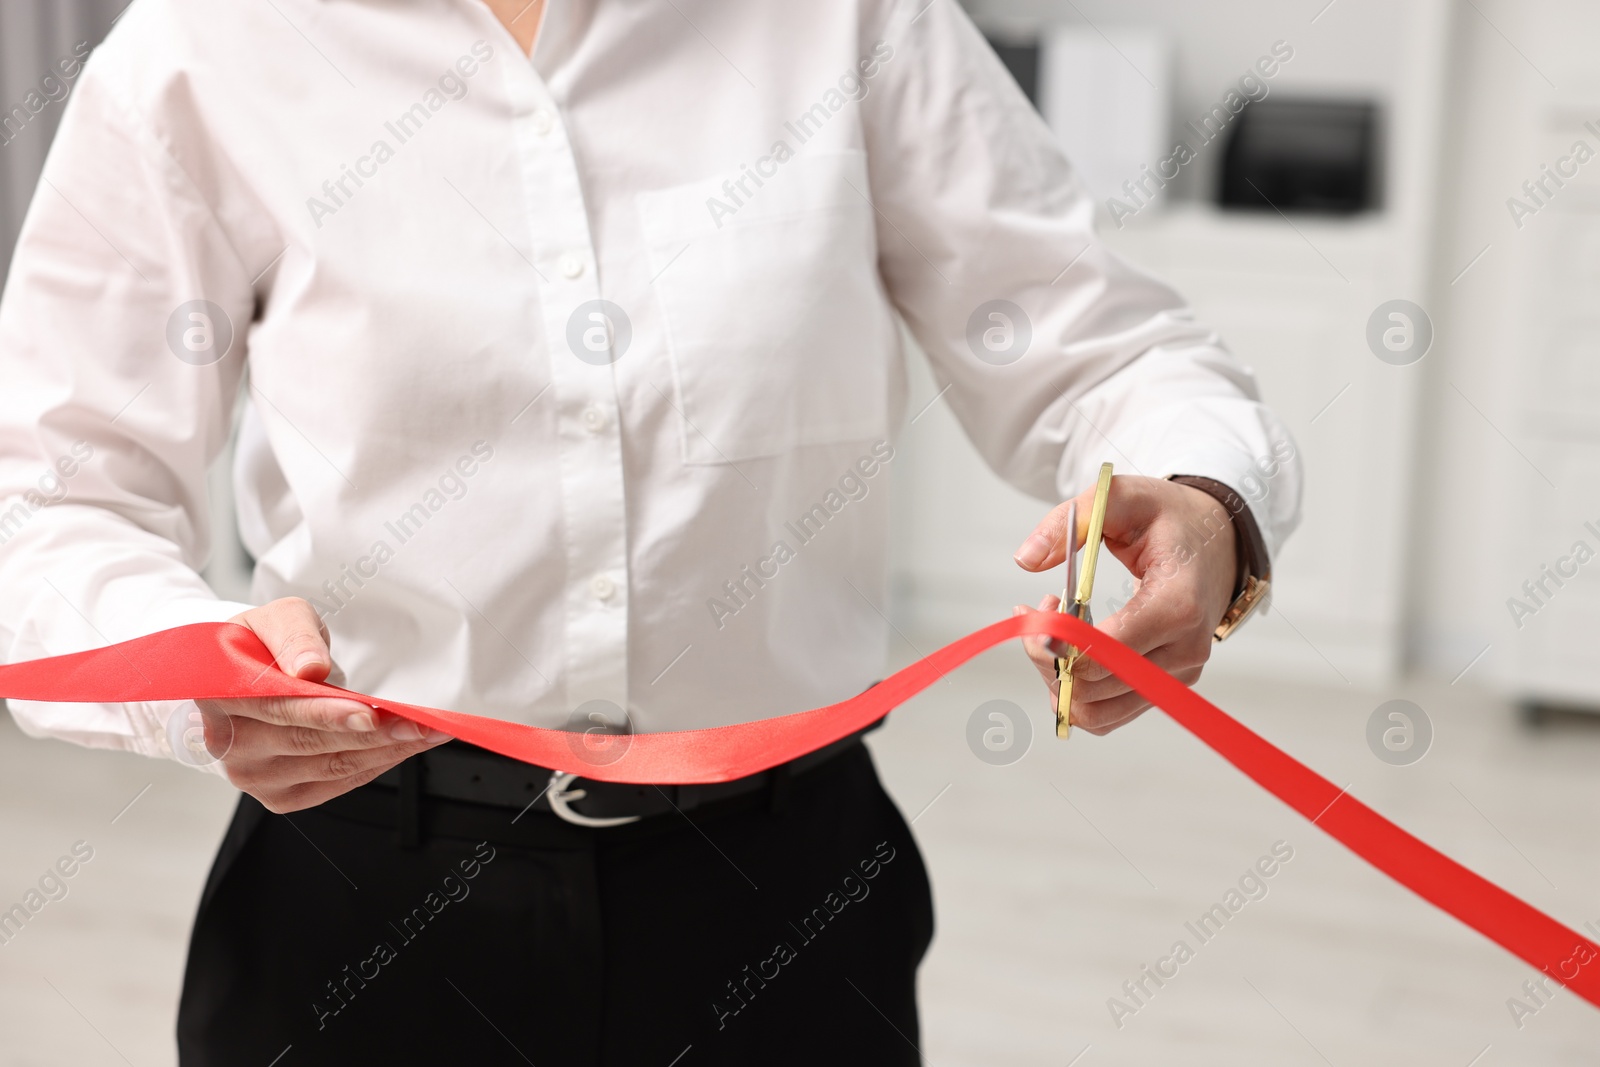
[1082,663,1203,718]
[1018,615,1064,705]
[258,770,390,814]
[1071,706,1150,737]
[249,597,336,680]
[223,713,439,759]
[1069,642,1205,704]
[1037,613,1164,688]
[1017,474,1184,573]
[278,736,449,785]
[244,698,449,745]
[208,693,384,734]
[242,741,446,814]
[1014,491,1093,571]
[1023,635,1063,687]
[1018,596,1063,668]
[1074,572,1211,683]
[195,703,238,762]
[1072,665,1203,735]
[1068,703,1145,739]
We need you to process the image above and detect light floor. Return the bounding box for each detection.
[1,642,1598,1066]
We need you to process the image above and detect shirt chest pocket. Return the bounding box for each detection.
[636,150,896,465]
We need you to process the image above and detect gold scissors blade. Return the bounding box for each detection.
[1056,463,1113,739]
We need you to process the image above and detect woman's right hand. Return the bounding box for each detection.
[194,597,452,813]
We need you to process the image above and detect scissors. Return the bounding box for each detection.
[1054,462,1113,739]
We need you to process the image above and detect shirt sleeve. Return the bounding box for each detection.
[0,58,255,765]
[860,0,1302,560]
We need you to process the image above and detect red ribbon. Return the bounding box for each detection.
[2,611,1596,1008]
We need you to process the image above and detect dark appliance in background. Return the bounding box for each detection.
[986,35,1042,107]
[1219,99,1379,214]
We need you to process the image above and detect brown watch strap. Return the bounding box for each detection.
[1168,475,1271,597]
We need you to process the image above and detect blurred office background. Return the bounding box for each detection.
[3,0,1600,1064]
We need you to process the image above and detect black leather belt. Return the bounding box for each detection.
[373,717,883,826]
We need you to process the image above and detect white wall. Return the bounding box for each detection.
[0,1,125,281]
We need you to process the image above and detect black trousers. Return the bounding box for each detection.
[176,744,934,1066]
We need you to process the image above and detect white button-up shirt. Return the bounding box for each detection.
[0,0,1301,764]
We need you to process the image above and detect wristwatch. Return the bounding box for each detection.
[1168,475,1271,642]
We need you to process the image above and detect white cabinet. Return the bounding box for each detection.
[1104,212,1421,684]
[1500,117,1600,704]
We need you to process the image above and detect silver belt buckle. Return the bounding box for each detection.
[545,771,641,828]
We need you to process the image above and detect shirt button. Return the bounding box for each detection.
[591,575,615,601]
[582,406,607,433]
[531,108,555,135]
[561,255,585,279]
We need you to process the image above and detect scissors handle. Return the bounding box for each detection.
[1055,463,1113,739]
